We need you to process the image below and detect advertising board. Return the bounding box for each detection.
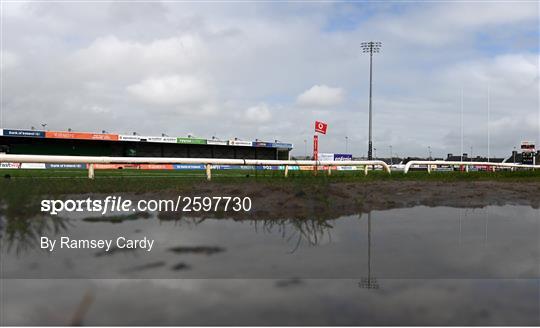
[256,165,280,170]
[318,153,335,162]
[206,139,228,146]
[229,140,253,146]
[20,163,46,169]
[520,141,536,152]
[46,131,119,141]
[272,142,293,149]
[3,129,45,138]
[46,163,86,169]
[173,164,205,170]
[254,141,273,147]
[139,164,174,170]
[135,136,152,142]
[93,164,139,170]
[521,141,536,165]
[334,153,353,161]
[177,137,207,144]
[119,135,141,142]
[146,136,177,143]
[0,162,21,169]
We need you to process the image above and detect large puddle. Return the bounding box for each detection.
[2,206,539,279]
[1,205,539,324]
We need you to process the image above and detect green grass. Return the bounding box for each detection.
[1,167,538,215]
[1,168,540,197]
[1,168,539,244]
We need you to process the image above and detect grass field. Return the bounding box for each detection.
[1,168,540,196]
[1,168,540,230]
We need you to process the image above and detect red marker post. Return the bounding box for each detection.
[313,121,327,174]
[313,135,318,161]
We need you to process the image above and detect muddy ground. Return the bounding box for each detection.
[138,180,540,220]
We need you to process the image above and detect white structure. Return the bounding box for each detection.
[403,160,538,174]
[1,154,538,180]
[0,154,391,180]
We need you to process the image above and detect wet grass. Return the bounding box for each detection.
[1,168,540,197]
[2,168,538,254]
[1,168,538,220]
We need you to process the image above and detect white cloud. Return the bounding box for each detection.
[243,103,272,123]
[0,51,20,70]
[126,75,209,106]
[296,85,344,107]
[83,105,110,114]
[2,2,538,157]
[70,34,205,80]
[375,2,538,46]
[444,53,538,91]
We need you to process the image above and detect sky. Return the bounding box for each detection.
[0,1,538,158]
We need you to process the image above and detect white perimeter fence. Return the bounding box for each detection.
[403,160,539,174]
[0,154,538,180]
[0,154,389,180]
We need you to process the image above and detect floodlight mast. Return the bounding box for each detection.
[361,41,382,160]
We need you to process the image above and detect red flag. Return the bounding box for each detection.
[314,121,328,134]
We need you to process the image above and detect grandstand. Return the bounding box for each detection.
[0,128,293,160]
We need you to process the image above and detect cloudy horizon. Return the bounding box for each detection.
[1,1,538,158]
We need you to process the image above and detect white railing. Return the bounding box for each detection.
[0,154,391,180]
[403,160,539,174]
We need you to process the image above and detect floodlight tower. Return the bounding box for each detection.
[361,41,382,160]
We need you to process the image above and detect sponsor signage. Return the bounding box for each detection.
[92,164,139,170]
[334,153,353,161]
[206,139,228,146]
[147,136,177,143]
[139,164,174,170]
[229,140,252,147]
[211,165,233,170]
[119,135,141,142]
[177,137,207,144]
[0,162,21,169]
[46,131,119,141]
[3,129,45,138]
[136,136,151,142]
[336,166,357,171]
[118,135,177,143]
[254,141,273,148]
[256,165,280,170]
[211,165,255,170]
[271,142,293,149]
[21,163,46,169]
[521,141,536,165]
[315,121,328,134]
[173,164,205,170]
[521,141,536,153]
[46,163,86,169]
[93,164,128,170]
[318,153,335,162]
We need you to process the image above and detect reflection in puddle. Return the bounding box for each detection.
[2,215,72,255]
[1,206,539,324]
[82,212,151,224]
[168,246,225,255]
[2,278,539,325]
[1,206,539,279]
